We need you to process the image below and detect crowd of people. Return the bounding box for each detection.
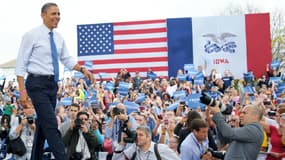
[0,63,285,160]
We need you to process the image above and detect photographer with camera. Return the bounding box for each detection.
[207,101,264,160]
[112,125,179,160]
[63,111,99,160]
[105,103,137,148]
[8,108,36,160]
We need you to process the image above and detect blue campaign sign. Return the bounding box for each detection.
[135,93,146,104]
[194,78,204,85]
[119,82,129,88]
[123,101,139,114]
[186,93,205,109]
[165,102,179,111]
[74,72,85,79]
[243,72,253,82]
[108,102,120,108]
[204,91,218,99]
[118,82,129,96]
[269,77,281,83]
[184,64,195,72]
[61,97,73,106]
[177,74,186,81]
[270,60,280,70]
[195,72,204,79]
[276,83,285,95]
[147,72,157,80]
[105,82,114,91]
[187,69,198,77]
[173,90,186,100]
[278,83,285,90]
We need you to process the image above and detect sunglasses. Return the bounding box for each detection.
[80,118,89,121]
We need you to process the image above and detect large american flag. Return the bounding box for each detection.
[77,19,168,79]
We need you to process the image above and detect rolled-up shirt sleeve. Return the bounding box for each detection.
[15,33,34,77]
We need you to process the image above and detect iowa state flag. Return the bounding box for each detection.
[77,13,271,79]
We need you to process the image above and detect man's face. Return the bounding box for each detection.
[69,106,79,119]
[136,130,150,147]
[193,127,208,142]
[78,114,89,125]
[168,137,178,151]
[239,106,253,125]
[41,5,60,30]
[135,114,146,126]
[24,108,35,116]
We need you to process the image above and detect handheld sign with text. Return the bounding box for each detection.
[270,60,280,70]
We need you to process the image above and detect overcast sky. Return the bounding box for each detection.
[0,0,284,65]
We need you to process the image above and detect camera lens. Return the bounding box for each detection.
[200,92,216,106]
[113,107,124,116]
[27,116,34,124]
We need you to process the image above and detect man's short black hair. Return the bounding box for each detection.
[191,119,208,132]
[41,2,57,13]
[70,103,80,111]
[76,111,89,119]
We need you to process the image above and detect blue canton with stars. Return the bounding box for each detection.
[77,23,114,56]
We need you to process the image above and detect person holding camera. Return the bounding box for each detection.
[63,111,99,160]
[112,125,179,160]
[261,105,285,160]
[208,102,264,160]
[180,119,212,160]
[8,108,36,160]
[105,103,137,148]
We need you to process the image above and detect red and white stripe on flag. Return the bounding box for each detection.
[78,20,168,80]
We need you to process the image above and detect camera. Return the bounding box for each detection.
[112,107,124,116]
[26,116,34,124]
[157,114,163,120]
[268,111,276,117]
[120,123,137,143]
[179,101,186,106]
[200,92,232,115]
[263,100,271,105]
[74,118,83,130]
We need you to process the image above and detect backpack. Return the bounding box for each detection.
[125,143,161,160]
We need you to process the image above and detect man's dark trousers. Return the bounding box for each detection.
[26,74,67,160]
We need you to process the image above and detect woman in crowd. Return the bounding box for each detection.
[261,104,285,160]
